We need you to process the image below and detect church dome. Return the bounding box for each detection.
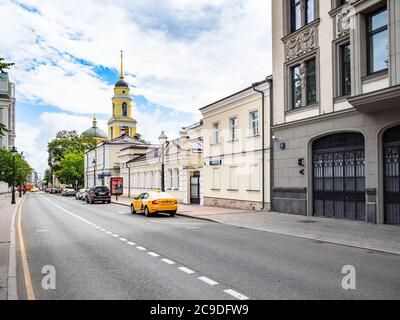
[115,79,129,88]
[83,116,108,140]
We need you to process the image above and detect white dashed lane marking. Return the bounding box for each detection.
[198,276,218,286]
[161,258,175,265]
[223,289,249,300]
[148,252,160,257]
[44,196,250,300]
[178,267,195,274]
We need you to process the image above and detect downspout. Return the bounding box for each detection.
[128,165,131,198]
[102,144,105,186]
[252,82,266,211]
[267,76,274,212]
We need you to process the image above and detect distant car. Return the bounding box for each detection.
[61,189,68,196]
[31,187,39,192]
[76,188,87,200]
[81,189,89,201]
[131,191,178,217]
[86,186,111,204]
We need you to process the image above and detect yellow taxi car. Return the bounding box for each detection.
[131,191,178,217]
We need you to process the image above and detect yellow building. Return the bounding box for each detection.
[108,51,137,140]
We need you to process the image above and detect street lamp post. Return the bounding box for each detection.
[10,146,17,204]
[92,159,97,187]
[159,131,167,192]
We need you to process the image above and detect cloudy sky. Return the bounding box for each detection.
[0,0,272,176]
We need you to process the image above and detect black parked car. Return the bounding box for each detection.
[86,186,111,204]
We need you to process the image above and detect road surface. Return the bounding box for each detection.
[16,192,400,300]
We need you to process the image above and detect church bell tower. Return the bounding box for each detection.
[108,51,137,140]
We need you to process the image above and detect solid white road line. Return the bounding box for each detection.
[223,289,249,300]
[148,252,160,257]
[198,276,218,286]
[161,258,175,265]
[127,241,136,246]
[178,267,195,274]
[136,246,147,251]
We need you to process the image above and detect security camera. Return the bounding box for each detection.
[272,135,278,142]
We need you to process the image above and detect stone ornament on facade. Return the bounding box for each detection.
[286,27,316,61]
[336,4,351,37]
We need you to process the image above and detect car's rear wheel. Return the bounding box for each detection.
[144,206,150,217]
[130,204,136,214]
[170,211,176,217]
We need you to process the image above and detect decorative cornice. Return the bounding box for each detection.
[285,25,317,62]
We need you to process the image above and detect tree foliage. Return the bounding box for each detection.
[0,148,31,186]
[0,123,9,138]
[47,130,96,171]
[0,58,15,73]
[55,152,84,186]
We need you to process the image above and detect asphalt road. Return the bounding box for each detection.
[16,192,400,300]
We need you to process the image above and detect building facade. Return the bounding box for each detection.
[0,72,16,150]
[200,80,271,210]
[121,122,203,204]
[272,0,400,224]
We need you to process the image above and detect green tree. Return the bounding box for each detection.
[55,153,84,187]
[44,168,53,187]
[47,131,95,171]
[0,148,31,186]
[0,58,14,73]
[0,123,9,138]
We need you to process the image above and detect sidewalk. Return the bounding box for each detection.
[0,193,21,300]
[113,196,400,255]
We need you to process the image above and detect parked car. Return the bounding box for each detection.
[66,189,76,197]
[76,188,87,200]
[86,186,111,204]
[31,187,39,192]
[131,191,178,217]
[81,189,89,201]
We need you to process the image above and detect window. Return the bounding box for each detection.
[249,111,259,136]
[212,122,220,144]
[306,58,316,105]
[367,8,388,74]
[112,103,115,116]
[122,102,128,116]
[248,164,260,191]
[110,127,113,138]
[229,166,238,190]
[292,65,302,108]
[291,0,315,32]
[340,43,351,96]
[229,117,238,141]
[175,169,180,190]
[212,168,220,189]
[290,57,317,109]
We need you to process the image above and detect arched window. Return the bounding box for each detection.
[112,103,115,116]
[122,102,128,117]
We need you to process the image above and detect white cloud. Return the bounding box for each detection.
[4,0,271,175]
[0,0,271,114]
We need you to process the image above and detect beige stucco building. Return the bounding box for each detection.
[120,122,203,204]
[271,0,400,224]
[200,80,271,210]
[0,72,16,150]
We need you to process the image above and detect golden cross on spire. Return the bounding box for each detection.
[120,50,124,80]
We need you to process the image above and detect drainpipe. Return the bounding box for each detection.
[267,76,274,212]
[252,81,266,211]
[128,165,131,198]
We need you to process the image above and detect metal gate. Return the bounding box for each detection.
[384,125,400,225]
[190,171,200,204]
[313,133,365,220]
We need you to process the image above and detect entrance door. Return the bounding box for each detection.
[190,171,200,204]
[313,133,365,220]
[384,125,400,225]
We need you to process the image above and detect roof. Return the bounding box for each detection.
[199,78,270,111]
[82,127,108,139]
[115,79,129,87]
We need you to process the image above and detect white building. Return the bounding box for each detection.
[0,72,16,150]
